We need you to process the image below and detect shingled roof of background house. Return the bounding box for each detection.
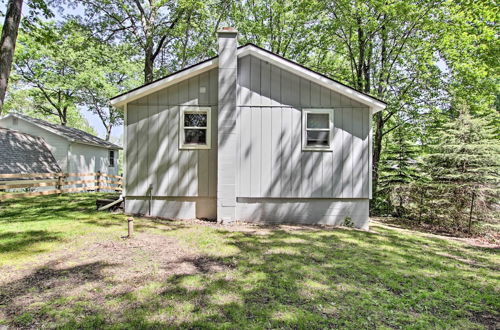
[4,113,121,149]
[0,128,61,175]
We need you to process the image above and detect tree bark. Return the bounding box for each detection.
[144,49,154,83]
[372,111,384,197]
[371,20,388,202]
[0,0,23,115]
[105,124,112,141]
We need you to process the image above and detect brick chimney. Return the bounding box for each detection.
[217,27,238,223]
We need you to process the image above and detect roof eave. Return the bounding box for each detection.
[3,113,121,149]
[110,59,219,108]
[70,140,122,150]
[239,45,387,113]
[110,44,386,111]
[4,113,73,142]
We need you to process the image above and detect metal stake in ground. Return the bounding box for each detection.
[127,217,134,238]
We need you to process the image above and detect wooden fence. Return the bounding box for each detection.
[0,172,122,201]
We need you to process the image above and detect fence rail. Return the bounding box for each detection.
[0,172,122,201]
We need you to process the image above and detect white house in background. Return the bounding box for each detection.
[110,28,386,229]
[0,113,121,176]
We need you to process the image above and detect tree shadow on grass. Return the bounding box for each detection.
[0,260,117,327]
[0,193,119,224]
[75,227,498,328]
[1,223,498,328]
[0,230,61,254]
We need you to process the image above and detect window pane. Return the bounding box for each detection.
[184,113,207,127]
[109,150,114,166]
[184,129,207,144]
[306,130,329,146]
[307,113,329,129]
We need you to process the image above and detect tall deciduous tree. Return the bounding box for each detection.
[12,19,140,137]
[0,0,52,115]
[71,0,203,83]
[0,0,23,115]
[223,0,448,202]
[229,0,320,60]
[14,20,87,125]
[315,0,447,199]
[77,42,141,140]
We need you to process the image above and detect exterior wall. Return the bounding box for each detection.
[68,143,118,175]
[236,198,369,229]
[0,117,118,177]
[125,68,218,219]
[0,116,70,171]
[236,55,370,199]
[123,55,372,228]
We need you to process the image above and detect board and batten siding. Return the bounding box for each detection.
[125,68,218,218]
[236,55,370,199]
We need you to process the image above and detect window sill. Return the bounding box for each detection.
[302,147,333,152]
[179,145,211,150]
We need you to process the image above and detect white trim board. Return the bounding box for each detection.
[110,44,386,113]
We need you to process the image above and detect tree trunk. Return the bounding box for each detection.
[371,21,387,203]
[372,111,384,197]
[144,47,154,83]
[0,0,23,115]
[60,106,67,126]
[105,124,112,141]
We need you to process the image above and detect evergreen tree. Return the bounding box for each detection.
[377,125,422,216]
[423,105,499,233]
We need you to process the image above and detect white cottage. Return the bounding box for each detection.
[0,113,121,176]
[110,28,386,229]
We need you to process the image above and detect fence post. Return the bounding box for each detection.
[96,171,101,193]
[56,173,65,195]
[468,191,475,235]
[419,188,424,223]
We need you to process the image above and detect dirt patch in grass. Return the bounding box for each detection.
[0,231,231,327]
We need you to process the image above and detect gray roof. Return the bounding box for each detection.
[8,113,121,149]
[0,128,61,174]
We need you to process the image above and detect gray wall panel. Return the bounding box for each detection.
[125,54,371,221]
[236,198,370,229]
[125,68,218,205]
[236,55,370,199]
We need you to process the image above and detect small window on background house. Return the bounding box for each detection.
[179,107,211,149]
[109,150,115,167]
[302,109,334,151]
[12,117,18,125]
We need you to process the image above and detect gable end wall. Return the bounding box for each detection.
[236,55,370,199]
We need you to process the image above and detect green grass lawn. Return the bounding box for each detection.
[0,194,498,329]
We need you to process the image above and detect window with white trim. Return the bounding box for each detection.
[302,109,334,151]
[179,107,211,149]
